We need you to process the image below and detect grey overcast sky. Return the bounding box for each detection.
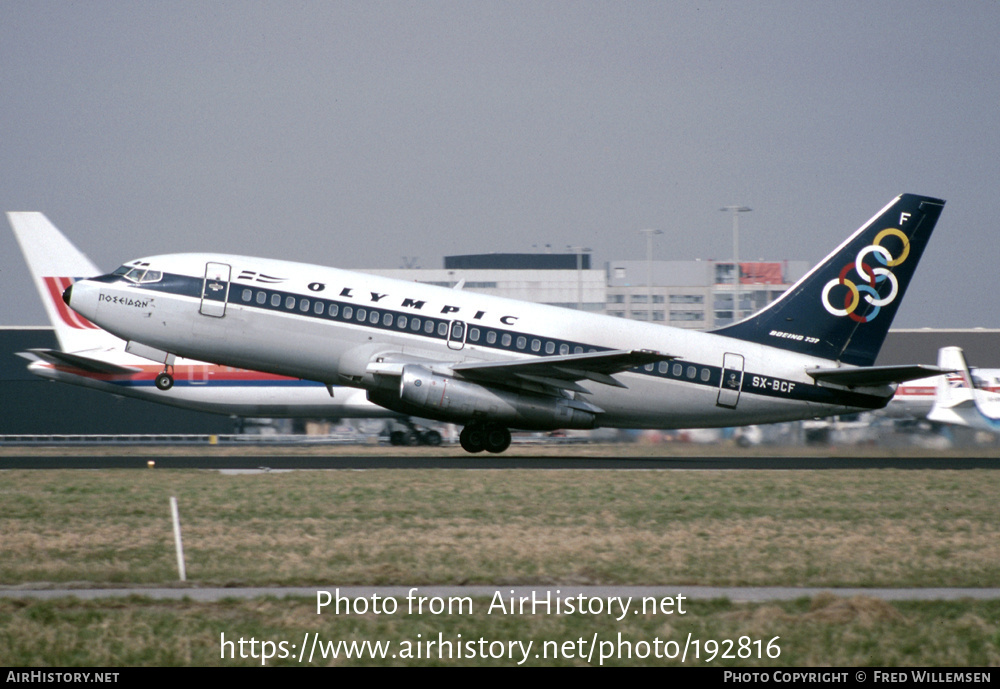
[2,1,998,328]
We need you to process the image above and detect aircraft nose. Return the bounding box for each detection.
[62,283,73,306]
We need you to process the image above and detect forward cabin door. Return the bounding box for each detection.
[199,262,232,317]
[717,352,745,408]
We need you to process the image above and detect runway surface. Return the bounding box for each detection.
[1,453,999,470]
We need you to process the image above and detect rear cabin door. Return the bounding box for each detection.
[717,352,745,408]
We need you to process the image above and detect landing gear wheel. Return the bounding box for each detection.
[483,424,512,454]
[460,422,511,454]
[155,372,174,391]
[421,430,443,447]
[460,423,487,453]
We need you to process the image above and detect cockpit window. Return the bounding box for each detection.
[114,265,162,284]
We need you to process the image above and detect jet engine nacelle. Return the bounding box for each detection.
[368,364,598,430]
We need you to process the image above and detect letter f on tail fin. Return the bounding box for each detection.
[7,212,117,352]
[714,194,945,366]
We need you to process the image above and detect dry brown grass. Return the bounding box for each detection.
[1,467,998,588]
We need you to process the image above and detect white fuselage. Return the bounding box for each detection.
[66,253,892,431]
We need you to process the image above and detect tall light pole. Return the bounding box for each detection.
[567,245,591,310]
[720,206,751,321]
[639,229,663,321]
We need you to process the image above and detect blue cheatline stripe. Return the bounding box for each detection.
[107,273,888,410]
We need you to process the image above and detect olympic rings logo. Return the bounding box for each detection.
[821,228,910,323]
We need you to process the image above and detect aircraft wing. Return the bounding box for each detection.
[19,348,141,375]
[453,348,674,391]
[369,349,674,394]
[807,364,951,388]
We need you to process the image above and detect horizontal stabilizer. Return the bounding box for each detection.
[22,348,141,375]
[807,364,950,388]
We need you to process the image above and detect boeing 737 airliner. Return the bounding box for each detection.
[59,194,947,453]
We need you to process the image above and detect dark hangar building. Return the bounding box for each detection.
[2,326,998,436]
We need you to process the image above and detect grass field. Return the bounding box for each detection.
[1,461,998,665]
[2,596,998,666]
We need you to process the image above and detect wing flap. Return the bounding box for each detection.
[452,349,674,390]
[514,373,593,394]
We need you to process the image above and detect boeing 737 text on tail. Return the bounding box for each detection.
[60,194,947,453]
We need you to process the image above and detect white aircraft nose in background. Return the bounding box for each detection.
[7,211,404,426]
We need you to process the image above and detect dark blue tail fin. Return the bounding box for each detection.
[713,193,945,366]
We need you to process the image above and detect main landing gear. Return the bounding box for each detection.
[459,421,512,454]
[388,419,443,447]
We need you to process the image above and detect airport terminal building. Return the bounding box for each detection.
[369,252,811,329]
